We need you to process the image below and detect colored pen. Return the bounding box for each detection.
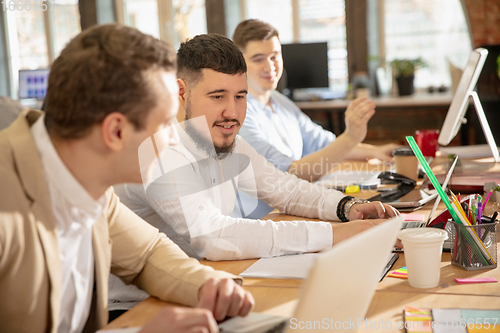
[484,190,493,206]
[478,202,483,224]
[491,211,498,222]
[450,191,471,225]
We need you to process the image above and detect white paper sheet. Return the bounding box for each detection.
[432,309,467,333]
[316,170,380,190]
[239,253,318,279]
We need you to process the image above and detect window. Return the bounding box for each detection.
[52,0,81,57]
[4,0,81,98]
[123,0,160,39]
[172,0,207,45]
[15,10,49,69]
[384,0,472,89]
[245,0,294,44]
[298,0,347,92]
[119,0,207,47]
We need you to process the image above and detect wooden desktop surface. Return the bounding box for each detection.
[295,92,453,111]
[104,159,500,331]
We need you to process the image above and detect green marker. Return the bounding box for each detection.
[405,136,461,224]
[406,136,491,265]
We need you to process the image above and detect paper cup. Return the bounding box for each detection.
[398,228,448,288]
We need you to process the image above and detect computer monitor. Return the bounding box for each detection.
[438,48,499,162]
[18,68,50,100]
[280,42,329,90]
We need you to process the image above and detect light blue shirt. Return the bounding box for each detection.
[234,91,336,218]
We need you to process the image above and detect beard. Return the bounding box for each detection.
[184,101,236,160]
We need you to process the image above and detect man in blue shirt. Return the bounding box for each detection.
[232,19,398,218]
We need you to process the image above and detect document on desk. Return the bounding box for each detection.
[239,253,318,279]
[316,170,380,190]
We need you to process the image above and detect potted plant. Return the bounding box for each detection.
[494,184,500,204]
[391,58,426,96]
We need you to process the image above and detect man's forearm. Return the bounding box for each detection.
[287,134,360,182]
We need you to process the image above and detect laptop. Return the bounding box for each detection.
[218,216,404,333]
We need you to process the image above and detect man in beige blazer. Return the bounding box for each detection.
[0,24,253,333]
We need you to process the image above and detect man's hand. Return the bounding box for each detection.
[140,306,219,333]
[343,97,376,144]
[197,278,255,321]
[369,143,399,163]
[349,201,399,220]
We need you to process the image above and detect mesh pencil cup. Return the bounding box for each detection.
[449,220,497,271]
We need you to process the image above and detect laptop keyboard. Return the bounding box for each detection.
[403,221,427,229]
[263,320,287,333]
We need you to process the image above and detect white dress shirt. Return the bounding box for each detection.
[31,116,105,333]
[236,91,337,218]
[115,126,344,261]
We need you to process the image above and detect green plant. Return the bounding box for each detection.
[391,58,427,77]
[494,184,500,192]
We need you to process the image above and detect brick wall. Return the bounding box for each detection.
[463,0,500,47]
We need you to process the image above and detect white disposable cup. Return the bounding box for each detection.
[398,228,449,288]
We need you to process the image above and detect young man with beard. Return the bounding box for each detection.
[232,19,399,218]
[0,25,253,333]
[112,33,399,268]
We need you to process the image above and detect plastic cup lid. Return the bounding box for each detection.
[398,228,448,243]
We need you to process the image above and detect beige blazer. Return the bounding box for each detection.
[0,110,240,333]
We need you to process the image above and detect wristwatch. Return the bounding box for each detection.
[337,196,369,222]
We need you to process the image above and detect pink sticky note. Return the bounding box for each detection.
[455,277,498,284]
[401,214,426,221]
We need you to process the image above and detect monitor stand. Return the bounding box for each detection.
[467,91,499,162]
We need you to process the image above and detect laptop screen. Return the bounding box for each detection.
[18,68,50,100]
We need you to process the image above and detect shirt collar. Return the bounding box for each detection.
[30,115,105,220]
[247,93,276,115]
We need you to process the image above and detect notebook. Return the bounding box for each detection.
[218,216,404,333]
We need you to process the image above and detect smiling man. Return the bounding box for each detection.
[113,33,399,268]
[232,19,399,218]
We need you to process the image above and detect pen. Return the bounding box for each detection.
[491,211,498,222]
[478,202,483,224]
[484,190,493,206]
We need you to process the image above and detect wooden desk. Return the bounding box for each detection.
[295,92,461,144]
[104,159,499,331]
[104,214,500,331]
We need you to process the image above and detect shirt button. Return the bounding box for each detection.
[198,206,203,210]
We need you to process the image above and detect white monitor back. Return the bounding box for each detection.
[439,48,487,146]
[290,216,403,332]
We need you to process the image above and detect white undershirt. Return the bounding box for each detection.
[31,116,106,333]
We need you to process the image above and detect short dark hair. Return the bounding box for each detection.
[232,19,279,51]
[44,24,176,139]
[177,33,247,85]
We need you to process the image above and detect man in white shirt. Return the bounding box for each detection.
[231,19,399,218]
[0,24,253,333]
[114,33,398,265]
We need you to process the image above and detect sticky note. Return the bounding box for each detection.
[404,306,433,332]
[455,277,498,284]
[388,266,408,279]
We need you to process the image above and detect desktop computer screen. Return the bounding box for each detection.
[438,48,499,162]
[18,68,50,100]
[280,42,329,90]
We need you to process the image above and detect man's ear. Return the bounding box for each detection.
[101,112,129,152]
[177,78,187,108]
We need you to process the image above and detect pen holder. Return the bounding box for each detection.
[449,220,497,271]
